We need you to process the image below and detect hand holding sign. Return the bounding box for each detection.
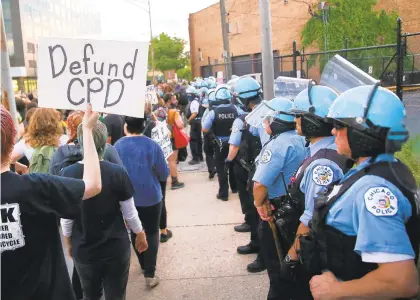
[37,38,148,118]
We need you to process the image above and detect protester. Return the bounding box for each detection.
[1,104,102,300]
[115,117,170,287]
[162,94,185,189]
[11,108,68,166]
[102,113,125,145]
[60,120,148,300]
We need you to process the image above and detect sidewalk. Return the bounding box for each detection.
[126,170,268,300]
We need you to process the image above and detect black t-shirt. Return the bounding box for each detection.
[1,171,85,300]
[103,114,125,145]
[60,161,134,263]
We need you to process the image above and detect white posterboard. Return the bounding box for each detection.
[151,121,173,160]
[37,37,149,118]
[145,85,158,104]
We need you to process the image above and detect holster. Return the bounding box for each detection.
[272,196,301,245]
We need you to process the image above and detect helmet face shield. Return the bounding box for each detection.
[245,101,275,128]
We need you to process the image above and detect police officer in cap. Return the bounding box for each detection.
[275,84,353,299]
[252,98,306,300]
[202,89,217,178]
[202,85,242,201]
[226,77,267,272]
[186,87,206,165]
[299,84,419,299]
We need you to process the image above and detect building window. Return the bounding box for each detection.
[29,60,37,68]
[27,42,35,53]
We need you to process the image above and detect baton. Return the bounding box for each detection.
[265,201,285,265]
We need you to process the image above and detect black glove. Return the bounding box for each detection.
[224,159,233,173]
[279,255,300,282]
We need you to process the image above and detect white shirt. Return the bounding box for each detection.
[190,100,200,114]
[13,135,69,160]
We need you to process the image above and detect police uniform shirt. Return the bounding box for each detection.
[202,104,244,142]
[299,136,345,227]
[326,153,415,263]
[190,99,200,114]
[1,171,85,300]
[253,130,306,199]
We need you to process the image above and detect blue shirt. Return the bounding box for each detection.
[298,136,345,226]
[202,104,244,142]
[326,153,415,258]
[253,130,306,199]
[115,136,170,207]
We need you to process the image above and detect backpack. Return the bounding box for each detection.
[29,145,56,173]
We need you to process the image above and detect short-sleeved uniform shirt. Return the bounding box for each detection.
[298,136,345,226]
[326,153,415,262]
[1,172,85,300]
[202,104,244,142]
[61,161,134,263]
[253,130,306,199]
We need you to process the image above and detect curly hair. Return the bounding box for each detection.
[24,108,63,148]
[66,111,84,144]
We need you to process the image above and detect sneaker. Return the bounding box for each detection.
[188,159,200,165]
[216,194,228,201]
[160,229,173,243]
[171,181,185,190]
[234,223,251,233]
[209,170,217,179]
[145,276,160,288]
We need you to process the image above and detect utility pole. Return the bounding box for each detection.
[148,0,156,84]
[1,5,19,132]
[259,0,274,99]
[220,0,232,81]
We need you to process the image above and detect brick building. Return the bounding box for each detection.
[188,0,420,79]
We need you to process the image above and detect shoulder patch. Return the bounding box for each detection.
[364,187,398,217]
[0,203,25,253]
[260,150,272,163]
[312,165,334,186]
[232,125,239,133]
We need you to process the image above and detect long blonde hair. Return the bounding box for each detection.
[24,108,62,148]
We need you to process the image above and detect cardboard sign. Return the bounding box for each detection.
[145,85,158,104]
[151,121,173,160]
[37,37,149,118]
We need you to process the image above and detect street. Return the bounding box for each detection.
[126,167,268,300]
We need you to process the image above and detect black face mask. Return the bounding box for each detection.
[170,104,177,109]
[269,119,296,136]
[301,114,333,137]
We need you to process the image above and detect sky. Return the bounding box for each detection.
[99,0,218,46]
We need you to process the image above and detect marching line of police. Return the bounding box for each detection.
[187,76,419,300]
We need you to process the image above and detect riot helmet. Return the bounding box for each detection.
[234,76,263,110]
[263,97,296,136]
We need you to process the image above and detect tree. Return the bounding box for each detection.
[149,33,188,72]
[177,66,192,81]
[301,0,398,78]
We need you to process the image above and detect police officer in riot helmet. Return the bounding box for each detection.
[186,87,206,165]
[226,77,266,273]
[202,85,242,201]
[252,98,306,300]
[274,83,353,299]
[299,84,419,299]
[202,89,217,178]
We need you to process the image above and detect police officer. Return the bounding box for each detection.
[202,89,217,178]
[202,85,242,201]
[226,77,267,272]
[299,84,419,299]
[274,84,353,299]
[252,97,306,300]
[186,87,206,165]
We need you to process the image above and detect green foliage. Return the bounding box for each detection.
[177,66,192,81]
[149,33,188,72]
[301,0,399,78]
[396,137,420,185]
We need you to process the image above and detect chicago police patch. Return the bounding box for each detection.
[260,150,272,163]
[312,165,333,186]
[364,187,398,216]
[232,125,239,133]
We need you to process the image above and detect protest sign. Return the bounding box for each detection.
[151,121,173,160]
[145,85,158,104]
[37,37,148,118]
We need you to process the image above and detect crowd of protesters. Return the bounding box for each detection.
[1,79,193,300]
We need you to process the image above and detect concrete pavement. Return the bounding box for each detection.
[126,167,268,300]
